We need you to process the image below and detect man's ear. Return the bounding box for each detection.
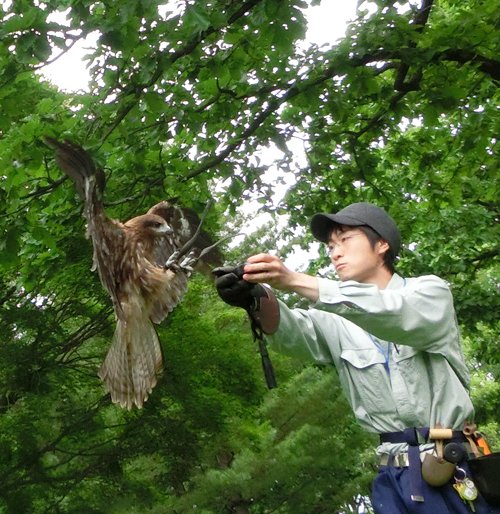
[377,239,390,256]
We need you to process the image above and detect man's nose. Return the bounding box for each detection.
[331,245,343,260]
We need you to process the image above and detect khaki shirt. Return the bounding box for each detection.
[267,273,474,446]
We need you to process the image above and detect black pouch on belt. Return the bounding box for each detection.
[468,452,500,505]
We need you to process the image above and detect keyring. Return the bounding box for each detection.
[454,466,467,481]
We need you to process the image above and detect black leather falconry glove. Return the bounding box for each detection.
[212,265,279,336]
[213,265,265,307]
[213,264,280,389]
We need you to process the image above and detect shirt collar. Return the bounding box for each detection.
[386,273,406,290]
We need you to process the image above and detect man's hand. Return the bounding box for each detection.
[241,254,320,302]
[240,253,295,290]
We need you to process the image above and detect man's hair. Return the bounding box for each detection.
[331,224,397,273]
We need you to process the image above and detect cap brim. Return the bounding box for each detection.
[310,213,365,242]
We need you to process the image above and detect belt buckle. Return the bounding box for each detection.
[396,453,409,467]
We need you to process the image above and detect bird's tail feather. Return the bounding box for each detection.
[98,316,163,409]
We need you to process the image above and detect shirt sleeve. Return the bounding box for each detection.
[266,300,340,365]
[314,274,457,351]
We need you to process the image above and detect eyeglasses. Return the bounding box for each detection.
[326,233,363,255]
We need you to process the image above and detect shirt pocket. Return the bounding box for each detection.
[339,347,395,418]
[340,348,387,368]
[391,345,424,380]
[392,344,419,363]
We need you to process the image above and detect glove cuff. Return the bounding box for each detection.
[247,286,280,335]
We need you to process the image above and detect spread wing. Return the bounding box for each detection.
[45,138,125,314]
[147,201,222,274]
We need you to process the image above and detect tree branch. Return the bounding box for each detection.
[183,84,303,180]
[394,0,433,92]
[438,50,500,81]
[100,0,265,143]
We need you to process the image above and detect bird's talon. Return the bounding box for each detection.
[165,251,181,270]
[165,250,197,274]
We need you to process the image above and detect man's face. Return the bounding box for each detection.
[327,227,389,283]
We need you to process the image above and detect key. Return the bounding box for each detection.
[452,483,475,512]
[462,478,478,501]
[453,478,477,512]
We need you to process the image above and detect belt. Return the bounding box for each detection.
[380,442,474,468]
[380,448,435,467]
[380,429,467,445]
[378,427,468,502]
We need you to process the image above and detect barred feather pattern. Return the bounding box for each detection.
[46,138,221,409]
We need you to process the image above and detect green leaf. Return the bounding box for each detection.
[0,9,38,34]
[33,34,51,61]
[143,92,165,112]
[184,4,211,33]
[0,227,20,266]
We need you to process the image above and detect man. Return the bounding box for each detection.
[214,202,499,514]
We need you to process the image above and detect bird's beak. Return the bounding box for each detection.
[161,224,174,235]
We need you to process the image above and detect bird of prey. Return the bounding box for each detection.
[46,138,221,409]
